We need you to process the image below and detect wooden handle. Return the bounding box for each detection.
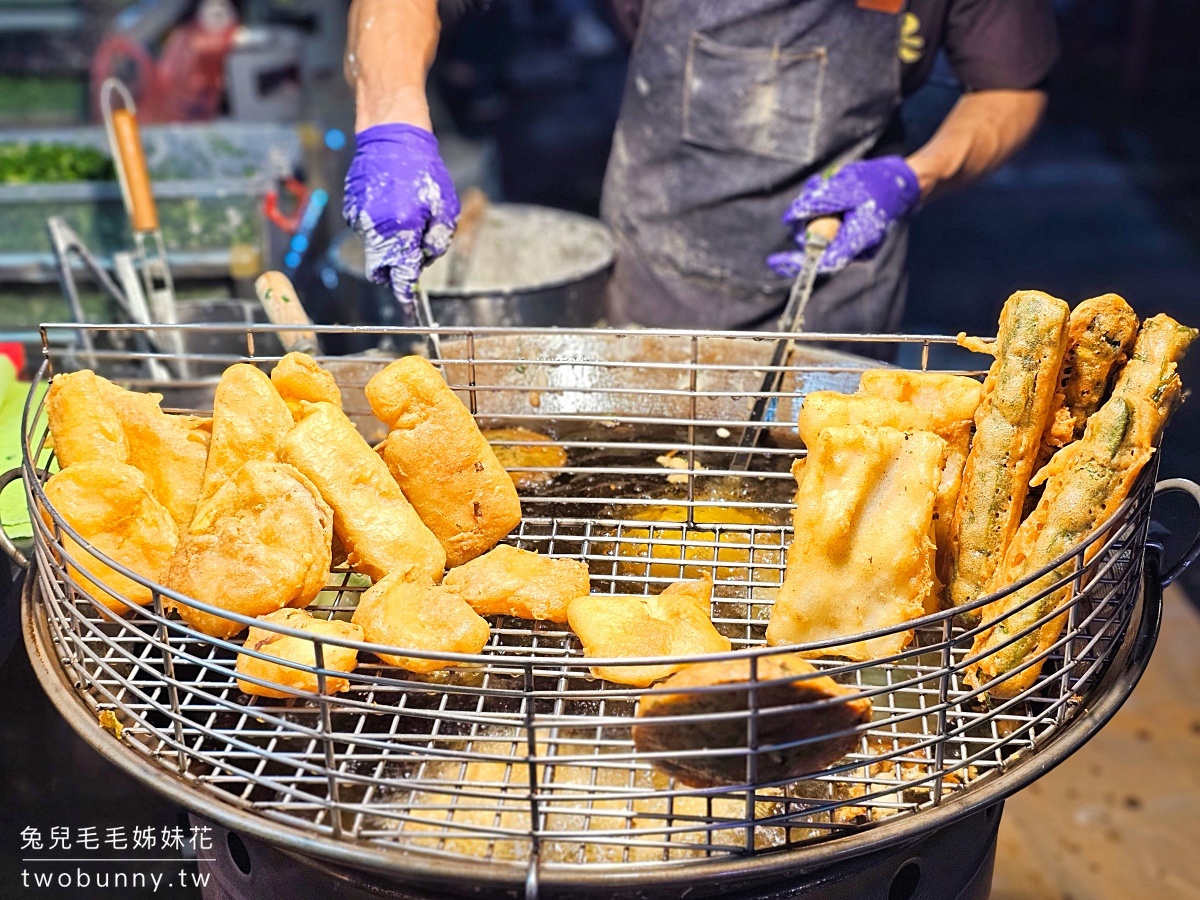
[805,215,841,244]
[110,108,158,232]
[446,188,489,289]
[254,270,318,353]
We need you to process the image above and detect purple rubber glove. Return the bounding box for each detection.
[342,123,460,301]
[767,156,920,278]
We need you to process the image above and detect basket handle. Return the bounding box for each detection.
[1152,478,1200,587]
[0,467,28,570]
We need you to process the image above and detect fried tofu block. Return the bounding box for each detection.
[279,401,445,582]
[767,426,944,660]
[46,370,128,468]
[483,427,568,489]
[567,575,730,686]
[856,370,984,587]
[166,461,333,638]
[442,544,590,623]
[367,357,522,567]
[195,364,294,512]
[1034,294,1140,473]
[271,351,342,421]
[235,608,362,698]
[968,315,1196,698]
[94,381,211,530]
[633,652,871,787]
[946,291,1070,614]
[42,460,177,614]
[351,571,490,673]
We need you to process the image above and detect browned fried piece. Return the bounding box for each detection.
[42,460,177,614]
[352,571,490,673]
[797,392,933,449]
[235,608,362,698]
[946,291,1071,614]
[442,544,590,623]
[567,575,730,686]
[632,652,872,787]
[166,461,333,639]
[279,401,446,582]
[482,427,568,489]
[367,356,522,567]
[195,364,294,512]
[46,370,128,468]
[95,381,211,530]
[271,351,343,421]
[1034,293,1140,474]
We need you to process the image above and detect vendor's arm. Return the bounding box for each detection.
[343,0,459,300]
[906,89,1046,203]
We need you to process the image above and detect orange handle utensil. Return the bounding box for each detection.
[110,107,158,233]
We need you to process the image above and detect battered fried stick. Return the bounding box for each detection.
[1034,294,1140,474]
[966,315,1196,698]
[279,401,446,582]
[271,351,342,421]
[946,291,1071,616]
[45,370,128,468]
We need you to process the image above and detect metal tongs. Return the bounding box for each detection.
[733,215,840,470]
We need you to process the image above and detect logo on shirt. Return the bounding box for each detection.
[899,12,924,64]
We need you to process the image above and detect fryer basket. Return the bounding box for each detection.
[7,322,1200,898]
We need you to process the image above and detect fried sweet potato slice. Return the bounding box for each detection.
[236,608,362,698]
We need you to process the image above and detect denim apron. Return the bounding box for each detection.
[601,1,906,333]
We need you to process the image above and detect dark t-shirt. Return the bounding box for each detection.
[607,0,1059,96]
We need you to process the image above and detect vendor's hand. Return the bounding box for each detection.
[767,156,920,278]
[342,123,460,301]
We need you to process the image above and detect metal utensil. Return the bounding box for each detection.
[734,215,840,468]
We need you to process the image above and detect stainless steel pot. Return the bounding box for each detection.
[328,203,614,328]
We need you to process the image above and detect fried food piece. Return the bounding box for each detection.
[46,370,128,468]
[967,315,1196,698]
[166,461,333,639]
[1034,294,1140,473]
[947,291,1070,615]
[482,427,567,489]
[567,575,730,686]
[856,370,984,587]
[367,357,522,567]
[42,460,177,614]
[95,382,211,530]
[195,364,294,512]
[279,401,445,582]
[270,351,342,421]
[235,608,362,698]
[633,652,871,787]
[351,571,490,673]
[797,392,933,449]
[767,426,944,660]
[442,544,590,623]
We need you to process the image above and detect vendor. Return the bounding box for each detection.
[343,0,1057,332]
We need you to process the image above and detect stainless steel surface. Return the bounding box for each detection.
[331,205,614,329]
[14,322,1192,897]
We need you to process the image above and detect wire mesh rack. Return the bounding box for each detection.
[9,322,1196,891]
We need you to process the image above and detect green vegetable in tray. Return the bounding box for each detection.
[0,142,115,184]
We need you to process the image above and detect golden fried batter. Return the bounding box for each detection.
[42,460,177,614]
[442,544,590,623]
[967,314,1196,698]
[166,460,333,638]
[567,575,730,686]
[352,571,490,673]
[947,291,1070,615]
[271,351,342,421]
[797,392,933,449]
[767,426,943,660]
[195,364,294,512]
[1034,294,1140,473]
[46,370,128,468]
[367,357,522,567]
[279,401,445,582]
[482,427,567,489]
[235,608,362,698]
[633,652,872,787]
[95,381,211,530]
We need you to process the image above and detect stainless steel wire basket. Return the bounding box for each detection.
[6,323,1200,899]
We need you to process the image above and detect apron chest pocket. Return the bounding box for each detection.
[683,33,826,166]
